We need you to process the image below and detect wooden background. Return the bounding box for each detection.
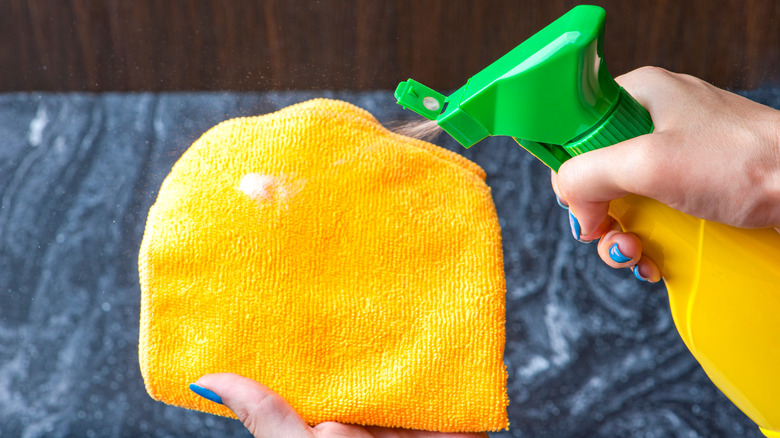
[2,0,779,92]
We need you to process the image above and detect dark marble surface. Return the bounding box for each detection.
[1,89,777,437]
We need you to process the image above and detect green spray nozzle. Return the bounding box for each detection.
[395,80,447,121]
[395,5,653,171]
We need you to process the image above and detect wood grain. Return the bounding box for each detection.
[1,0,778,91]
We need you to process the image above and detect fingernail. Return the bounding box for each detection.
[556,195,569,210]
[568,211,592,243]
[632,265,649,282]
[569,211,580,240]
[608,243,632,263]
[189,383,223,404]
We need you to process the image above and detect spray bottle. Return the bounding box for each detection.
[395,5,780,437]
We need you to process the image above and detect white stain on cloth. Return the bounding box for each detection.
[238,173,305,203]
[239,173,277,201]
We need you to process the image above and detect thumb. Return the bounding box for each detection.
[556,135,653,237]
[192,373,313,438]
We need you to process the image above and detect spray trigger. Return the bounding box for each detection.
[395,79,445,121]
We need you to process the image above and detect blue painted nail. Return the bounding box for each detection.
[569,211,581,240]
[632,265,649,282]
[556,195,569,210]
[189,383,223,404]
[609,243,632,263]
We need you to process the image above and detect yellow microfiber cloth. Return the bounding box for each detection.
[138,98,509,432]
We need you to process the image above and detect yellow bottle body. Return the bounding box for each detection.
[610,195,780,436]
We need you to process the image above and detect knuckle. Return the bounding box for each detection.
[632,66,671,82]
[235,391,278,435]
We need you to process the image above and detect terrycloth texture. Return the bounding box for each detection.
[138,99,508,432]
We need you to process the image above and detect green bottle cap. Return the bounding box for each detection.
[563,88,653,157]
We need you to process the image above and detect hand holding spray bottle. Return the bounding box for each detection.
[395,5,780,436]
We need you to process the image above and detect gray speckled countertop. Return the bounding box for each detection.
[2,89,777,437]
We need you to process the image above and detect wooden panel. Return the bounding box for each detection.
[1,0,778,91]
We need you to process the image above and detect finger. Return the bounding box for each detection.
[193,373,313,438]
[580,215,615,243]
[632,255,662,283]
[597,228,642,269]
[360,426,490,438]
[550,171,568,208]
[313,422,488,438]
[557,133,658,237]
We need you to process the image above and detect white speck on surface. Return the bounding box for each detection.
[545,302,582,367]
[28,106,49,147]
[154,118,165,139]
[517,355,550,379]
[570,376,607,415]
[239,173,276,201]
[53,136,66,155]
